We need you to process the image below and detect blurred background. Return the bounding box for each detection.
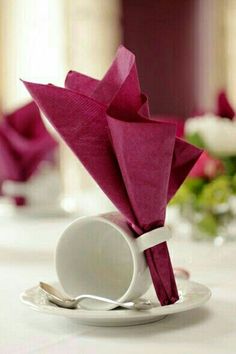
[1,0,236,221]
[2,0,236,114]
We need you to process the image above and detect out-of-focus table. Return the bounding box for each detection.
[0,213,235,354]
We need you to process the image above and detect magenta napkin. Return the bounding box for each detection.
[23,46,202,305]
[0,102,58,203]
[217,91,235,119]
[152,116,185,138]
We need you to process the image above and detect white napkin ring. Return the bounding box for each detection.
[136,226,172,252]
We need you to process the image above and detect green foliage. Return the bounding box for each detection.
[171,175,236,236]
[186,132,205,149]
[169,184,194,206]
[221,156,236,176]
[186,178,206,195]
[197,213,218,236]
[232,174,236,193]
[173,127,236,237]
[198,176,231,209]
[170,178,206,208]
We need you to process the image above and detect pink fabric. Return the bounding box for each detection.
[23,46,202,305]
[153,116,185,138]
[217,91,235,120]
[189,151,224,179]
[0,102,58,203]
[0,130,20,182]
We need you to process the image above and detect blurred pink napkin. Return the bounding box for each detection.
[23,46,202,305]
[217,91,235,119]
[0,102,58,204]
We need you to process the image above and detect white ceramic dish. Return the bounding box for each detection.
[20,279,211,327]
[56,212,171,310]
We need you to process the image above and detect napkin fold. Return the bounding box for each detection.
[0,102,58,204]
[23,45,202,305]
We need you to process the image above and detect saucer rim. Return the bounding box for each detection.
[20,279,211,325]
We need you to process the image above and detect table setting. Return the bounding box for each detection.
[3,0,236,351]
[9,45,210,327]
[0,101,65,217]
[0,215,234,354]
[2,45,236,354]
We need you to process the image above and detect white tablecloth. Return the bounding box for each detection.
[0,214,236,354]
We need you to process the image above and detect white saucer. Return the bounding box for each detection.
[20,279,211,327]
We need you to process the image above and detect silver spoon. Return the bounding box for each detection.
[39,282,153,310]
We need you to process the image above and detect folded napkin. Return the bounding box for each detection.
[0,102,58,204]
[217,91,235,119]
[23,45,202,305]
[154,116,185,138]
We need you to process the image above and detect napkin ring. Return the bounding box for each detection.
[136,226,171,252]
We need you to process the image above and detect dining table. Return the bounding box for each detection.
[0,209,235,354]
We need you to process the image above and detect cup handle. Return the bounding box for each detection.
[136,226,172,252]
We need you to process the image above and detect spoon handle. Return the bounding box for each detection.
[75,294,136,309]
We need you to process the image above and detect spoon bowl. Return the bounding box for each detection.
[39,282,153,311]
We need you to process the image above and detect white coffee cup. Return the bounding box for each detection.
[55,212,171,310]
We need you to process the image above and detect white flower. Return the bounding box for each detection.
[185,113,236,156]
